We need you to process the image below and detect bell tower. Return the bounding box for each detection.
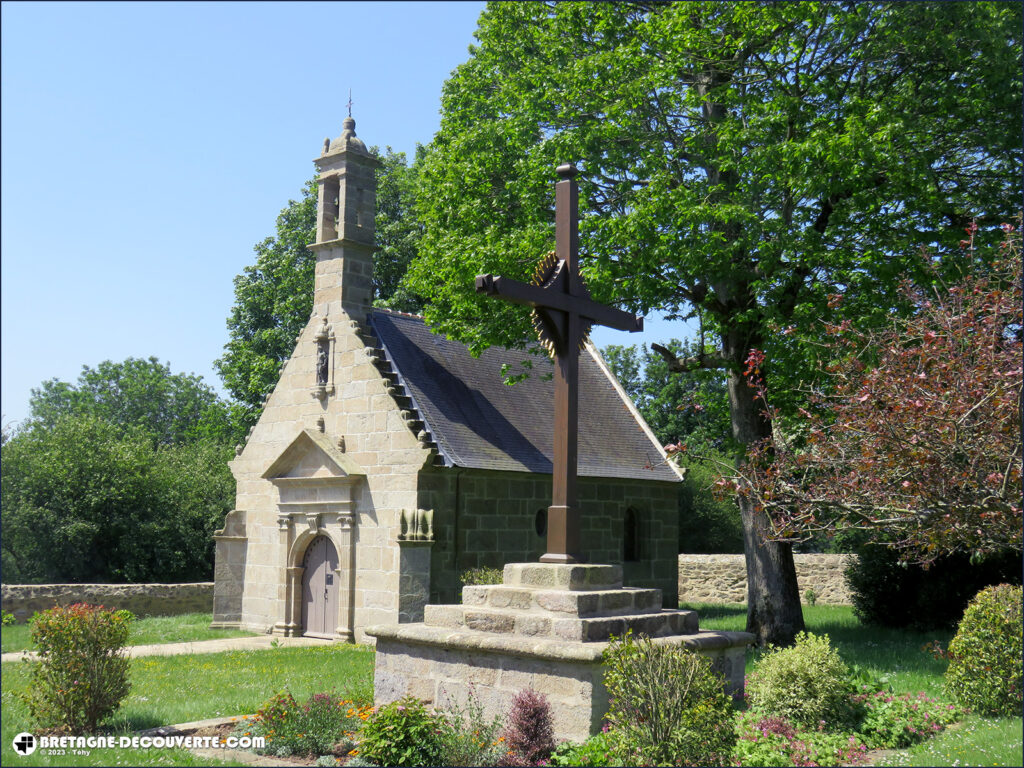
[308,116,381,322]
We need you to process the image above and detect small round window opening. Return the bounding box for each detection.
[535,508,547,537]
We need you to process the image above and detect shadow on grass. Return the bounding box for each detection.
[681,603,746,623]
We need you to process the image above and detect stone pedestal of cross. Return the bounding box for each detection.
[475,163,643,563]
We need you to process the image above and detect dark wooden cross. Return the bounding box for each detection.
[475,163,643,563]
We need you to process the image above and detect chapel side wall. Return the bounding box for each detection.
[419,469,679,606]
[228,314,430,641]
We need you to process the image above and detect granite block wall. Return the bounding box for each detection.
[1,583,214,623]
[678,554,855,605]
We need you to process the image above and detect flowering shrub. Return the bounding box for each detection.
[238,690,371,758]
[945,583,1023,715]
[746,632,861,730]
[358,696,446,767]
[498,688,555,766]
[437,686,506,766]
[733,712,868,767]
[603,632,736,766]
[854,687,959,749]
[22,603,132,733]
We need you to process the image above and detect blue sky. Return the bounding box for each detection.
[1,1,686,427]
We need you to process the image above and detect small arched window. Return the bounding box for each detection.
[623,507,641,562]
[535,508,547,537]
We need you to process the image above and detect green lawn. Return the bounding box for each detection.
[875,713,1024,767]
[1,613,257,655]
[2,605,1020,767]
[1,643,375,767]
[687,602,955,697]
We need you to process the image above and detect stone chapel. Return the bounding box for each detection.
[211,118,683,643]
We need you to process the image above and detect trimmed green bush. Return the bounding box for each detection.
[603,632,736,766]
[945,583,1023,716]
[746,632,860,730]
[22,603,132,733]
[358,697,446,767]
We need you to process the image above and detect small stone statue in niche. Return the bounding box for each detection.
[316,339,329,385]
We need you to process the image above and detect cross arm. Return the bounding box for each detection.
[475,274,643,333]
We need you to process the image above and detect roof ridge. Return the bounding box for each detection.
[372,307,426,320]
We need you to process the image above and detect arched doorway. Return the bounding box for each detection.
[301,535,339,639]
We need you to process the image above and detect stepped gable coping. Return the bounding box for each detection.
[365,309,447,464]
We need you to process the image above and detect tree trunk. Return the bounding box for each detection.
[725,341,805,647]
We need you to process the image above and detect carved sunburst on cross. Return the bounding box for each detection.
[529,251,594,358]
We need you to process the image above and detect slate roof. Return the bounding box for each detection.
[370,309,680,483]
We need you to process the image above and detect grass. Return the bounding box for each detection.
[875,713,1024,766]
[688,602,1023,767]
[1,643,375,766]
[1,613,257,654]
[686,602,954,697]
[2,604,1019,766]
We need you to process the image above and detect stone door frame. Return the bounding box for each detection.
[274,489,357,641]
[262,429,364,642]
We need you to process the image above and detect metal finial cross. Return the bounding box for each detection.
[346,89,353,118]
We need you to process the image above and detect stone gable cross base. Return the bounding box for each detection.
[366,563,753,742]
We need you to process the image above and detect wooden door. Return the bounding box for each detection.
[301,536,339,639]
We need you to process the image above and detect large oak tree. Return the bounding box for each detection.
[402,1,1022,644]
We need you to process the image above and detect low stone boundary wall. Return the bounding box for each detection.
[678,554,855,605]
[1,583,214,623]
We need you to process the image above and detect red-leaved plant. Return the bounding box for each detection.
[498,688,556,767]
[718,219,1022,562]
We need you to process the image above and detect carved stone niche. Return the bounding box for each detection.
[262,428,365,640]
[312,317,336,401]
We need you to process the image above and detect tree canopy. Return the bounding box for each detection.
[602,339,729,453]
[5,358,239,583]
[217,148,423,426]
[1,415,233,583]
[28,356,240,446]
[401,1,1022,644]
